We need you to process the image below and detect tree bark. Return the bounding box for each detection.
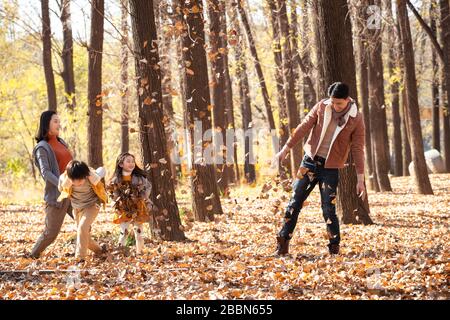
[385,0,403,176]
[298,0,317,110]
[235,0,278,153]
[59,0,76,110]
[176,0,224,221]
[430,0,440,152]
[439,0,450,171]
[129,0,186,241]
[266,0,291,178]
[396,0,434,194]
[367,0,392,191]
[316,0,372,225]
[208,0,230,195]
[401,87,412,176]
[277,0,301,177]
[310,0,327,96]
[354,0,376,189]
[221,2,239,185]
[406,0,450,171]
[87,0,104,168]
[230,2,255,184]
[120,0,129,154]
[41,0,57,111]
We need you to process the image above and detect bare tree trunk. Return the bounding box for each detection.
[176,0,224,221]
[278,0,301,177]
[208,0,230,195]
[406,0,450,171]
[87,0,104,168]
[41,0,57,111]
[235,0,278,153]
[310,0,326,96]
[120,0,129,154]
[396,0,434,194]
[59,0,76,110]
[401,87,412,176]
[316,0,372,225]
[230,3,255,184]
[367,0,392,191]
[384,0,403,176]
[354,0,376,189]
[158,1,181,184]
[430,0,440,152]
[129,0,186,241]
[439,0,450,171]
[267,0,291,178]
[298,0,317,110]
[221,1,239,185]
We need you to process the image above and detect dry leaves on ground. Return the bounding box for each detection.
[0,174,448,300]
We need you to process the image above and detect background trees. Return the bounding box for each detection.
[1,0,446,231]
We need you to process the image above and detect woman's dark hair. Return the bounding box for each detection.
[66,160,90,180]
[111,152,147,181]
[328,82,349,99]
[35,110,57,143]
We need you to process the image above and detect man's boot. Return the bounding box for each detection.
[328,243,340,255]
[276,236,289,255]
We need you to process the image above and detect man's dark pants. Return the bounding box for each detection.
[278,154,340,245]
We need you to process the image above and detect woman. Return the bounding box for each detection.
[28,110,73,259]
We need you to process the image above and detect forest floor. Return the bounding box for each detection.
[0,174,449,300]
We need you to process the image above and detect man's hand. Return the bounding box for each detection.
[271,145,291,169]
[275,145,290,162]
[356,174,366,200]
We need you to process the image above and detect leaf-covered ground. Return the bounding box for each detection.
[0,174,449,300]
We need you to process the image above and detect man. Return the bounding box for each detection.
[274,82,366,255]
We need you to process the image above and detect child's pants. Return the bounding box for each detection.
[118,222,144,254]
[74,204,102,259]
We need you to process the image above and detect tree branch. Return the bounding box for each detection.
[406,0,444,64]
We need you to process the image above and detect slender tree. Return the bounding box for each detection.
[353,0,376,189]
[396,0,434,194]
[41,0,57,111]
[316,0,372,224]
[384,0,403,176]
[230,3,256,184]
[406,0,450,171]
[120,0,129,153]
[129,0,186,240]
[367,0,392,191]
[235,0,278,153]
[298,0,317,110]
[430,0,440,152]
[266,0,290,178]
[207,0,230,195]
[277,0,301,177]
[58,0,76,110]
[221,2,240,185]
[439,0,450,171]
[176,0,224,221]
[310,0,326,96]
[87,0,104,169]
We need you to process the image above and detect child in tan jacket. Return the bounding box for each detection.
[58,160,108,262]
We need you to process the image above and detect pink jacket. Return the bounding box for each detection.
[286,98,366,175]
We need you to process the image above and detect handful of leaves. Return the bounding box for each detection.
[107,182,144,219]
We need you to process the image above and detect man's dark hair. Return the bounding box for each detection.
[327,82,349,99]
[66,160,90,180]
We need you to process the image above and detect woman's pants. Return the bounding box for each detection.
[30,198,72,258]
